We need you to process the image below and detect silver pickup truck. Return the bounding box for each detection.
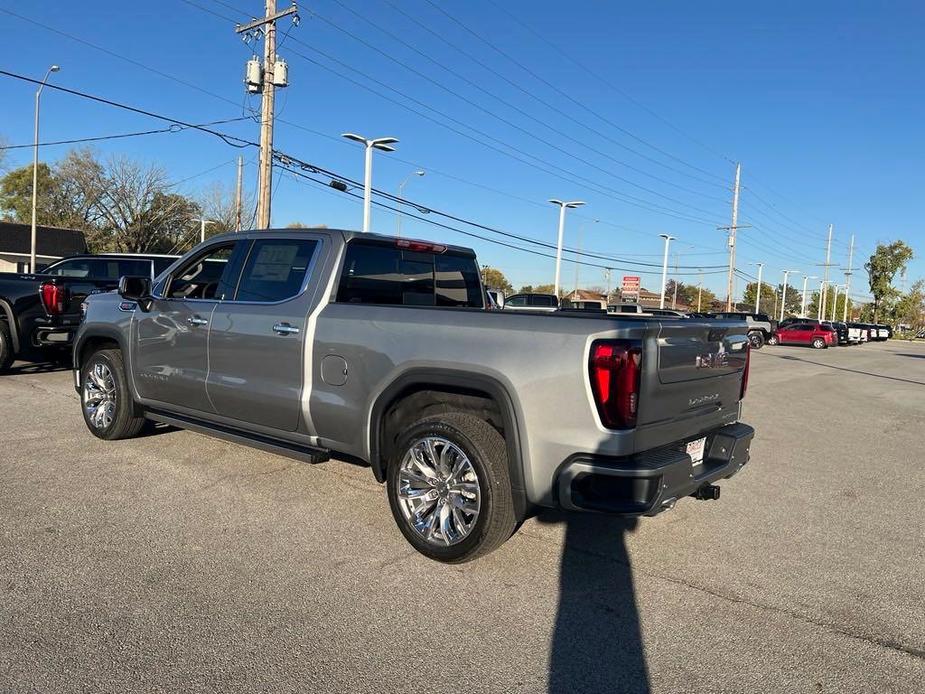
[74,229,755,562]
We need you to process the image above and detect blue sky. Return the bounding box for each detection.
[1,0,923,299]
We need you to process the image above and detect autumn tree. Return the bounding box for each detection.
[865,241,914,321]
[479,266,513,294]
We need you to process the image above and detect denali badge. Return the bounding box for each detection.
[689,393,720,407]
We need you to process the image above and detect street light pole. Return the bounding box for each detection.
[800,275,817,318]
[30,64,60,273]
[749,262,764,313]
[194,218,214,244]
[396,169,425,238]
[549,199,585,298]
[659,234,676,309]
[817,280,826,320]
[831,284,840,322]
[342,133,399,233]
[780,270,798,322]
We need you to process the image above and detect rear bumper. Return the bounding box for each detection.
[556,422,755,515]
[33,326,75,347]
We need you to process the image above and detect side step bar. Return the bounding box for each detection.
[146,409,331,465]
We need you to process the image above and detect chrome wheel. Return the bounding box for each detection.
[83,361,117,430]
[395,436,481,547]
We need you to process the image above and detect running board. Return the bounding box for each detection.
[146,409,331,465]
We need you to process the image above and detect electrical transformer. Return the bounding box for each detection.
[245,58,263,93]
[272,59,289,87]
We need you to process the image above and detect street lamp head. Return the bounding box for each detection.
[372,143,396,152]
[50,65,60,72]
[659,233,676,241]
[548,198,564,206]
[341,132,366,145]
[371,136,399,149]
[414,170,425,177]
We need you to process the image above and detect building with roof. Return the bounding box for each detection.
[0,221,88,273]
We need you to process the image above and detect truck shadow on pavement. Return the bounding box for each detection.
[536,511,650,694]
[768,353,925,386]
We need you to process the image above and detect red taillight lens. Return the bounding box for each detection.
[40,282,67,315]
[589,340,642,429]
[740,343,751,400]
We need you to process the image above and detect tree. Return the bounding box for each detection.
[741,282,778,314]
[663,280,717,311]
[893,279,925,327]
[480,266,512,294]
[0,161,94,229]
[865,241,914,321]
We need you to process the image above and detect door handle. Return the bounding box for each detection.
[188,316,208,326]
[273,322,300,335]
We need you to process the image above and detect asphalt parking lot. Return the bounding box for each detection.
[2,340,924,693]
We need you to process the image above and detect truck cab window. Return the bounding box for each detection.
[166,243,238,300]
[234,239,318,303]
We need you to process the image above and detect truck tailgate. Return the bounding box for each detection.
[635,321,748,429]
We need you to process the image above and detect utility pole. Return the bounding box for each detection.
[671,251,679,309]
[234,155,244,231]
[843,234,854,322]
[236,1,297,230]
[724,163,741,310]
[819,223,834,319]
[697,270,703,312]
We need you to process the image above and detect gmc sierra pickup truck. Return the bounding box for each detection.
[74,229,755,562]
[0,253,176,371]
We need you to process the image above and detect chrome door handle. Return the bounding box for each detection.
[188,316,208,326]
[273,322,300,335]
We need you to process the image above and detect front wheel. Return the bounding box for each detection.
[748,332,765,350]
[0,320,14,373]
[80,348,146,440]
[812,337,827,349]
[766,334,779,346]
[386,412,517,563]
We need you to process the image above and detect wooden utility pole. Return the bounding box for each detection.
[722,163,742,310]
[236,2,297,229]
[843,233,854,321]
[234,155,244,231]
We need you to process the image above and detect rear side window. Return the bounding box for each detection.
[530,295,558,307]
[337,241,483,308]
[235,239,318,303]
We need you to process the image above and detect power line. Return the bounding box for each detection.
[0,117,249,150]
[421,0,731,184]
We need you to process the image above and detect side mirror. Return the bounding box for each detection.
[118,275,151,301]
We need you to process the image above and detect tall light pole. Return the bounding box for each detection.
[573,219,599,295]
[659,234,676,309]
[800,275,818,318]
[396,169,425,238]
[696,269,703,312]
[193,218,214,244]
[749,262,764,313]
[780,270,798,322]
[30,64,60,273]
[817,280,826,320]
[549,199,585,298]
[831,284,840,322]
[342,133,399,233]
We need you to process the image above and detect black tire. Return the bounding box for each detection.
[747,332,765,350]
[386,412,517,563]
[811,337,826,349]
[0,320,14,373]
[80,348,146,440]
[766,334,779,346]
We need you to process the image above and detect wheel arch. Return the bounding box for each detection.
[74,327,129,371]
[0,298,20,353]
[369,369,528,521]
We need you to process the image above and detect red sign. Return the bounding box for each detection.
[621,275,640,293]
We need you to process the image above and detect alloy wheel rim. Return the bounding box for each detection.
[83,362,117,429]
[396,436,481,547]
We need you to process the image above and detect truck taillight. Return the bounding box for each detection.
[740,344,751,400]
[40,282,68,315]
[589,340,641,429]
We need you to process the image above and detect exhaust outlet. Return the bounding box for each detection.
[691,484,721,501]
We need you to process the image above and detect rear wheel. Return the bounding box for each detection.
[766,334,779,346]
[0,320,13,373]
[747,332,765,350]
[386,412,517,563]
[811,337,826,349]
[80,348,146,440]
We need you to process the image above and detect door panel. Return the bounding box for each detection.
[133,299,216,412]
[131,241,244,413]
[207,238,322,432]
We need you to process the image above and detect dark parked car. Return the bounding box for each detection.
[767,322,836,349]
[502,293,559,312]
[0,253,177,371]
